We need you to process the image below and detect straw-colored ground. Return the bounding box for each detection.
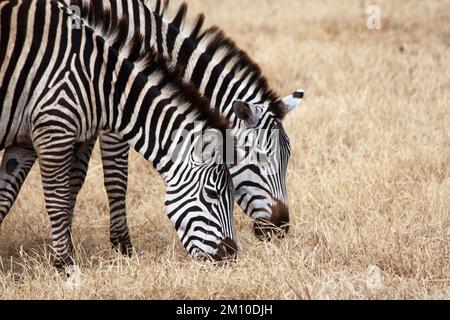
[0,0,449,300]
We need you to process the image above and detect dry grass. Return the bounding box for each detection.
[0,0,449,300]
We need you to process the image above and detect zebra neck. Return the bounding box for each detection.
[147,3,265,118]
[102,56,205,183]
[154,2,268,122]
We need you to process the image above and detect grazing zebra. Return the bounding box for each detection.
[0,0,237,269]
[109,0,304,236]
[0,0,304,255]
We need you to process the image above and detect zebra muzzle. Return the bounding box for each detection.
[193,238,238,262]
[212,237,238,262]
[253,200,290,240]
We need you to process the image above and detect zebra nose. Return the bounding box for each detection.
[212,237,238,262]
[253,200,290,240]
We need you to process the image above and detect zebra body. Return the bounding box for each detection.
[0,0,236,269]
[0,0,303,255]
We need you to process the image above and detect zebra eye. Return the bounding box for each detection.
[205,187,219,200]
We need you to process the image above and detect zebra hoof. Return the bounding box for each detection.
[111,237,133,257]
[53,255,75,274]
[65,265,82,289]
[253,200,290,241]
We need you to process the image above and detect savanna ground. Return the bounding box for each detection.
[0,0,449,300]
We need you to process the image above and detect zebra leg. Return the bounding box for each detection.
[37,142,76,271]
[0,145,37,226]
[99,133,133,257]
[67,139,96,225]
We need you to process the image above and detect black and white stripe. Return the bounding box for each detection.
[0,0,236,269]
[148,2,304,239]
[102,0,304,238]
[0,0,304,254]
[116,0,304,237]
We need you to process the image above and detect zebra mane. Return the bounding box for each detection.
[150,0,287,120]
[67,0,229,131]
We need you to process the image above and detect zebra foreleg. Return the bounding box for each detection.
[99,133,133,257]
[0,145,37,226]
[36,138,76,271]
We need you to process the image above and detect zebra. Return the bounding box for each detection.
[0,0,238,269]
[105,0,304,237]
[0,0,304,255]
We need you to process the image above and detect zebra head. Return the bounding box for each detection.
[163,126,237,262]
[230,90,304,240]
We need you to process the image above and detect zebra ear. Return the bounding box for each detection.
[282,89,304,114]
[233,101,257,127]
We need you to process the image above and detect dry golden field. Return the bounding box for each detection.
[0,0,449,299]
